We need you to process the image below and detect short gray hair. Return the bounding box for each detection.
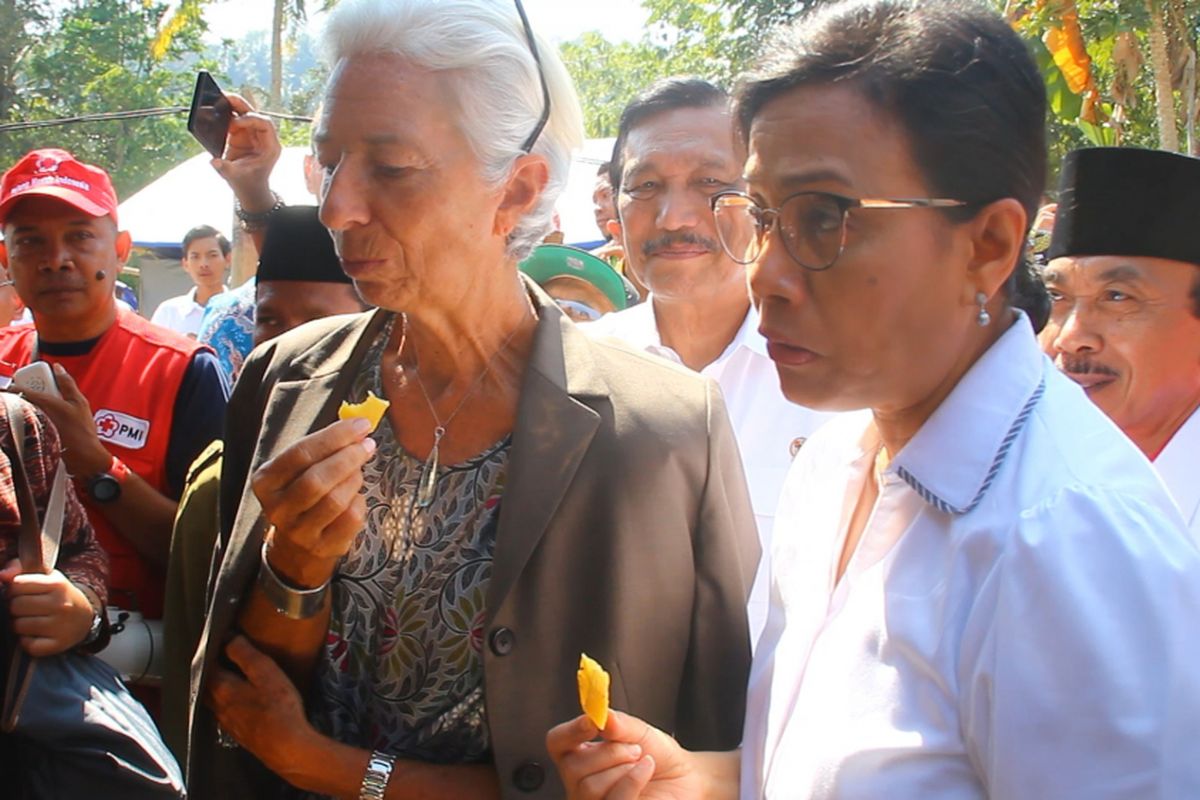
[323,0,584,261]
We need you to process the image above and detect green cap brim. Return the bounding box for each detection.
[519,244,628,311]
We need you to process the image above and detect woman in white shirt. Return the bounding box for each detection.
[547,0,1200,798]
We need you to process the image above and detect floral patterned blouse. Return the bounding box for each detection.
[312,317,508,767]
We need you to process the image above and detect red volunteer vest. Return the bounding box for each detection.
[0,309,201,618]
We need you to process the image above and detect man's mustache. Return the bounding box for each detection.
[642,232,718,257]
[1060,355,1119,378]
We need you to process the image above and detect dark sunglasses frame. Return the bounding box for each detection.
[513,0,550,153]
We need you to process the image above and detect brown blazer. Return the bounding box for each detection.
[186,290,760,799]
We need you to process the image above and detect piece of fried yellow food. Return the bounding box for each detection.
[577,652,610,730]
[337,391,390,432]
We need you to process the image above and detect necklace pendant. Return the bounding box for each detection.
[416,427,444,508]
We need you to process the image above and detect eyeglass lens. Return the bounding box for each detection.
[714,193,848,270]
[555,299,603,322]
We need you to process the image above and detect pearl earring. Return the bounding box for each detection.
[976,291,991,327]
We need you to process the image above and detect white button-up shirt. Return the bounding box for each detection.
[742,314,1200,799]
[150,287,226,338]
[586,300,836,645]
[1154,404,1200,541]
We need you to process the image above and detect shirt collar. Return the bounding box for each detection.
[638,295,766,363]
[1154,403,1200,523]
[888,312,1046,515]
[733,304,769,358]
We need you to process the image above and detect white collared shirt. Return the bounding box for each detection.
[150,286,226,337]
[1153,404,1200,541]
[742,314,1200,799]
[586,300,836,646]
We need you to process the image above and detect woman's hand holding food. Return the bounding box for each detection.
[250,417,377,589]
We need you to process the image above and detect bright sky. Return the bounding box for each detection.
[203,0,649,45]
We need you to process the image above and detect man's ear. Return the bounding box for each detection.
[116,230,133,263]
[0,242,7,268]
[605,218,622,242]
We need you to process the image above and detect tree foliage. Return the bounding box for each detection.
[562,0,1200,180]
[561,0,807,138]
[0,0,209,197]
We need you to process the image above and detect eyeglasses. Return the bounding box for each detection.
[513,0,550,153]
[555,299,603,322]
[711,190,969,271]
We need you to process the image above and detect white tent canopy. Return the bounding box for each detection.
[118,138,617,252]
[118,147,314,251]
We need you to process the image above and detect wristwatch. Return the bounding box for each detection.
[84,456,130,504]
[359,751,396,800]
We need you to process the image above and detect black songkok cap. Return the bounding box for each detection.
[1047,147,1200,266]
[257,205,351,284]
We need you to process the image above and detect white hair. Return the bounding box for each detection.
[322,0,585,261]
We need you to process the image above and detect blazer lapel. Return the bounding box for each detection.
[224,310,387,568]
[487,299,607,622]
[192,311,386,724]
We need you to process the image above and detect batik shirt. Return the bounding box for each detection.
[197,279,255,386]
[0,398,107,608]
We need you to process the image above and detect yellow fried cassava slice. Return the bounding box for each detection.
[337,390,390,432]
[577,652,611,730]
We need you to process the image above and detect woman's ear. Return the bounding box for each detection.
[964,197,1027,302]
[494,154,550,240]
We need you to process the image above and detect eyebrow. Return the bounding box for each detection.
[744,166,850,189]
[624,156,732,177]
[1097,264,1147,283]
[10,218,95,233]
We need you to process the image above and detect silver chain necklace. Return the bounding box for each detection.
[396,306,532,508]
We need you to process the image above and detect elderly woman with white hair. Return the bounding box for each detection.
[184,1,759,798]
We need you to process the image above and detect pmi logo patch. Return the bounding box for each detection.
[94,410,149,450]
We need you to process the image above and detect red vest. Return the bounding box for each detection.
[0,309,202,618]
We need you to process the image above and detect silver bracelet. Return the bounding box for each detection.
[256,536,330,620]
[360,750,396,800]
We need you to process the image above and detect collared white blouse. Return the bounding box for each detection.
[150,286,227,338]
[742,314,1200,799]
[1154,404,1200,541]
[586,301,835,646]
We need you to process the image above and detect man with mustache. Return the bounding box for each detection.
[1041,147,1200,538]
[586,78,833,645]
[0,149,229,651]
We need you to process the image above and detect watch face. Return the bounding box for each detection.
[89,474,121,503]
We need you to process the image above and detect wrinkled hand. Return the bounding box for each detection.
[210,92,282,212]
[206,635,322,781]
[19,364,110,478]
[251,417,376,588]
[0,558,96,656]
[547,710,705,800]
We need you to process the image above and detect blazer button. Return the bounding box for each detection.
[489,626,515,656]
[512,761,545,792]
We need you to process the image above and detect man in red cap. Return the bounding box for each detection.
[0,148,229,641]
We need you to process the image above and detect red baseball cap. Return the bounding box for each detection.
[0,148,119,226]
